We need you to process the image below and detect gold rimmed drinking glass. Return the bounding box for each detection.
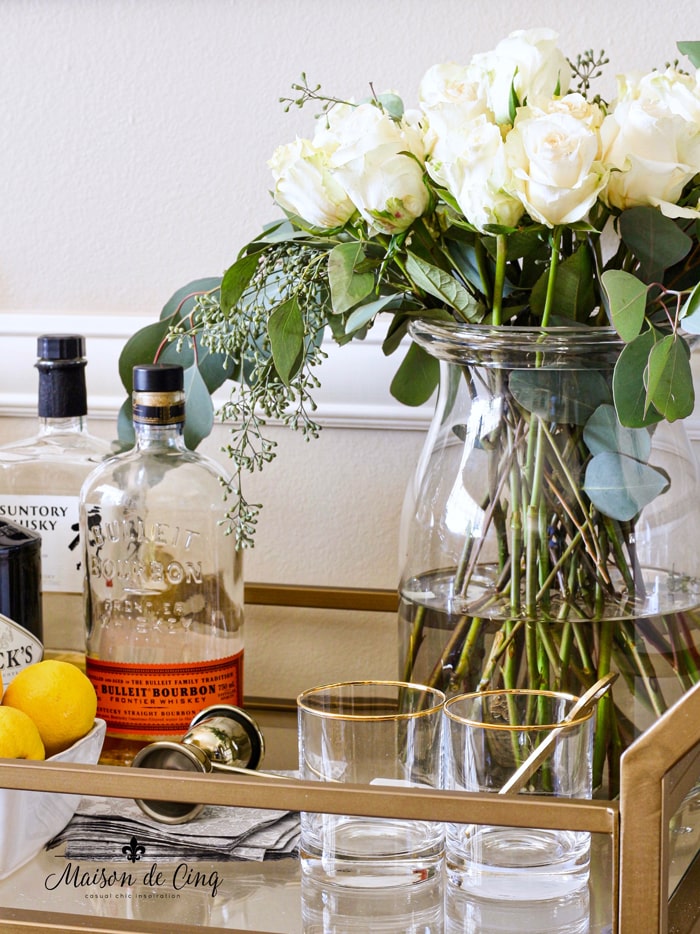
[297,680,445,887]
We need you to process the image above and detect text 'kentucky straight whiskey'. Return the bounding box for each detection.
[80,364,243,765]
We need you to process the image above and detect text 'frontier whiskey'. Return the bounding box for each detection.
[80,364,244,765]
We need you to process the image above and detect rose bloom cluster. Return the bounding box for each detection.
[269,28,700,236]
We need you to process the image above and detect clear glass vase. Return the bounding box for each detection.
[398,319,700,793]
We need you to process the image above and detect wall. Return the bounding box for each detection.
[1,1,698,699]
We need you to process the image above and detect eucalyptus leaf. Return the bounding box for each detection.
[345,293,400,335]
[405,252,480,320]
[681,280,700,333]
[159,277,222,322]
[328,242,374,314]
[678,40,700,67]
[390,341,439,406]
[646,333,694,421]
[612,330,664,428]
[530,242,596,322]
[268,296,304,385]
[584,451,669,521]
[116,397,135,449]
[583,404,651,461]
[509,369,611,424]
[118,320,171,392]
[221,253,260,314]
[183,365,215,450]
[619,206,691,281]
[601,269,647,341]
[376,92,404,119]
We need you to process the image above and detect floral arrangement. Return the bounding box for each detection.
[121,30,700,789]
[122,28,700,544]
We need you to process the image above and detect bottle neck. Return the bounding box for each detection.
[133,420,187,449]
[38,414,90,435]
[36,360,88,420]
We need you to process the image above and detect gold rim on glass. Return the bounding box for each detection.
[297,679,446,720]
[443,687,594,731]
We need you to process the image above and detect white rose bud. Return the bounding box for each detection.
[268,138,355,229]
[471,28,572,125]
[321,101,429,235]
[505,104,608,227]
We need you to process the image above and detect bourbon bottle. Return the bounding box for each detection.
[80,364,244,765]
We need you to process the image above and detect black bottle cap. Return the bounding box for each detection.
[35,334,88,418]
[37,335,86,361]
[133,364,184,393]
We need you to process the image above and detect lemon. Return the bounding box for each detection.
[2,660,97,757]
[0,706,45,759]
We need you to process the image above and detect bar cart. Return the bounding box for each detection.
[0,583,698,934]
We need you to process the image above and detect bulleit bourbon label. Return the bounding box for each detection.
[86,652,244,737]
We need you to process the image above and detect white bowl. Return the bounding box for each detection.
[0,718,106,879]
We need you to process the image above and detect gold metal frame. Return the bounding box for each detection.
[0,582,698,933]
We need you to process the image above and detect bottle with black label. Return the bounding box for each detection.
[0,335,111,653]
[0,519,44,686]
[80,363,244,766]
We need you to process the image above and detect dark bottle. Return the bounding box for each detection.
[0,518,43,640]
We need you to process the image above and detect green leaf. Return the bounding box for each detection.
[118,320,171,392]
[345,293,400,335]
[678,41,700,68]
[530,242,596,322]
[584,451,670,521]
[681,280,700,333]
[183,366,215,450]
[116,398,135,450]
[376,92,404,119]
[390,341,439,406]
[601,269,647,341]
[328,242,375,315]
[619,206,691,281]
[268,297,304,385]
[159,277,222,322]
[509,370,611,424]
[220,253,260,314]
[646,334,694,421]
[405,252,480,320]
[613,330,664,427]
[583,404,651,461]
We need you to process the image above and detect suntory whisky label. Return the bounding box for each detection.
[86,652,244,736]
[0,612,43,685]
[0,495,82,593]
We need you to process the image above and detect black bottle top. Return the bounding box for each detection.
[0,520,42,641]
[35,334,88,419]
[133,364,184,393]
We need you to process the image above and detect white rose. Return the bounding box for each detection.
[419,62,491,156]
[319,101,429,234]
[268,138,355,229]
[601,70,700,213]
[426,115,523,231]
[505,106,608,226]
[471,28,572,125]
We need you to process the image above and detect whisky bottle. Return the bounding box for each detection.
[80,363,244,766]
[0,519,44,684]
[0,335,111,653]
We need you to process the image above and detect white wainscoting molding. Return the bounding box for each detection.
[2,311,700,442]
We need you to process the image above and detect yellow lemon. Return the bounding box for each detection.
[0,706,45,759]
[2,660,97,757]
